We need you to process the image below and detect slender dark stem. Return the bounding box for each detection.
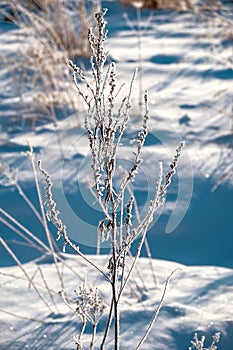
[111,199,119,350]
[73,249,111,283]
[112,279,119,350]
[120,251,127,292]
[90,323,97,350]
[100,298,114,350]
[117,219,150,302]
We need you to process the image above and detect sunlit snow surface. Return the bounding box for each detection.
[1,255,233,349]
[0,0,233,348]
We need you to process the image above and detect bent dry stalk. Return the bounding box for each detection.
[39,8,184,350]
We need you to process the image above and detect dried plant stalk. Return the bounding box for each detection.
[39,9,184,350]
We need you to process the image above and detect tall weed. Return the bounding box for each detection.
[39,9,184,349]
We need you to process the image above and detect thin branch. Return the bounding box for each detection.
[90,323,97,350]
[136,269,181,350]
[117,162,164,300]
[0,238,54,313]
[0,209,83,280]
[0,270,56,294]
[100,297,114,350]
[126,182,156,289]
[0,308,46,324]
[28,143,65,291]
[30,266,59,313]
[0,215,44,253]
[38,160,111,282]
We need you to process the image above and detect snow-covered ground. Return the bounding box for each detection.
[1,255,233,349]
[0,0,233,349]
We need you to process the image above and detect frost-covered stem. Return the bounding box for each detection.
[116,91,148,208]
[14,181,44,225]
[0,237,54,313]
[29,145,65,291]
[210,332,221,349]
[120,250,127,292]
[84,117,112,222]
[68,60,94,109]
[90,323,97,350]
[119,196,134,291]
[117,219,148,301]
[113,270,120,349]
[76,317,86,350]
[111,204,120,350]
[119,192,124,250]
[0,308,45,324]
[111,277,119,350]
[36,267,59,312]
[112,69,137,161]
[88,9,108,125]
[0,214,44,253]
[136,7,143,108]
[100,298,114,350]
[80,318,86,340]
[130,142,184,243]
[117,163,164,300]
[136,269,181,350]
[38,161,110,282]
[117,192,127,291]
[65,228,110,281]
[0,209,82,280]
[95,10,107,92]
[144,238,157,287]
[127,184,157,286]
[128,250,148,294]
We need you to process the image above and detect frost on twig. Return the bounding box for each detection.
[189,332,221,350]
[74,282,106,327]
[38,160,109,281]
[59,282,106,350]
[68,9,136,218]
[38,160,68,245]
[0,162,17,187]
[121,141,185,252]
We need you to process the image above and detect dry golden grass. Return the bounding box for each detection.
[120,0,223,11]
[120,0,193,11]
[2,0,100,126]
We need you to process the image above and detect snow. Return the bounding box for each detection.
[1,255,233,349]
[0,0,233,349]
